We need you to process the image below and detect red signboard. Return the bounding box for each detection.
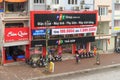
[5,27,29,42]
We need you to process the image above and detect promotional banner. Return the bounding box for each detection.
[5,27,29,42]
[32,29,46,36]
[52,27,97,35]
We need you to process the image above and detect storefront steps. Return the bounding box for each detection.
[3,61,26,66]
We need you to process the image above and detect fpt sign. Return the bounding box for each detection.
[31,11,98,28]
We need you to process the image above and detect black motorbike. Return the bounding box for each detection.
[115,47,120,53]
[54,55,62,61]
[38,57,47,67]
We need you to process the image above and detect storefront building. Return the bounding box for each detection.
[30,10,98,57]
[0,0,29,64]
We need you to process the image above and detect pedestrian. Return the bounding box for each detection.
[75,51,80,64]
[93,45,97,56]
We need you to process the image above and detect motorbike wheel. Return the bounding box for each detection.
[31,63,37,68]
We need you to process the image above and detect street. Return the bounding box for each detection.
[41,66,120,80]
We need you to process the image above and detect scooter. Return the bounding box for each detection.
[38,57,47,67]
[54,55,62,61]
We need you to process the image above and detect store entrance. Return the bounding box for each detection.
[5,46,25,61]
[62,44,72,54]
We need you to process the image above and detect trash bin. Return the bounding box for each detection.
[49,61,54,73]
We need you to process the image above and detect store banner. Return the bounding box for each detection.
[5,27,29,42]
[48,36,95,46]
[52,27,97,35]
[31,40,46,47]
[31,36,95,47]
[31,11,98,29]
[32,29,46,36]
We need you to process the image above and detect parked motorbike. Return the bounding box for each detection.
[54,55,62,61]
[25,54,41,68]
[115,47,120,53]
[48,53,55,62]
[38,57,47,67]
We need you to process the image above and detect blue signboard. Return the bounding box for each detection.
[32,29,46,36]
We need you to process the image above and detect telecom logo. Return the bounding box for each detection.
[56,14,65,21]
[56,40,63,45]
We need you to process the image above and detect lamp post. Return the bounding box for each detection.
[45,20,49,72]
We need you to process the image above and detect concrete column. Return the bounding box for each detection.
[72,44,76,54]
[26,45,30,59]
[2,47,6,64]
[58,45,62,54]
[86,42,91,52]
[42,46,46,57]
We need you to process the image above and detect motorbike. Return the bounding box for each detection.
[48,54,55,62]
[115,47,120,53]
[25,54,41,68]
[38,56,47,67]
[54,55,62,61]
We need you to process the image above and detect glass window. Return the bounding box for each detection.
[98,6,108,16]
[68,0,77,4]
[52,0,59,4]
[5,23,24,28]
[114,20,120,27]
[34,0,45,4]
[6,3,26,12]
[115,4,120,10]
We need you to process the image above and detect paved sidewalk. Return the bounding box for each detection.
[1,53,120,80]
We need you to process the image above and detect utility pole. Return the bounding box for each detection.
[45,20,49,72]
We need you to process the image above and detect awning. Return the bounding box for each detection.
[0,0,3,3]
[5,0,27,2]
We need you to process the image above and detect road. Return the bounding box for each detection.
[41,66,120,80]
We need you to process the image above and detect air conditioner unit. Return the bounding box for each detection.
[72,6,80,11]
[46,5,51,10]
[85,6,90,10]
[80,0,85,4]
[59,7,65,11]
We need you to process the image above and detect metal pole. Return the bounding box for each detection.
[45,21,49,72]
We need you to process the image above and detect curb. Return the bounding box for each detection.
[27,63,120,80]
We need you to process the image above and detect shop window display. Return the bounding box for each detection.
[62,44,72,53]
[5,46,25,61]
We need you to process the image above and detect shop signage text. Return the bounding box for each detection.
[52,27,97,35]
[31,11,98,28]
[32,29,46,36]
[31,36,95,47]
[5,28,29,42]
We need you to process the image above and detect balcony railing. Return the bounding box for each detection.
[1,11,29,20]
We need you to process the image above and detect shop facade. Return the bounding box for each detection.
[2,27,29,64]
[30,10,98,56]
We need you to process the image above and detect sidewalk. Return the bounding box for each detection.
[1,53,120,80]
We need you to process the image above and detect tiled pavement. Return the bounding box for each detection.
[1,53,120,80]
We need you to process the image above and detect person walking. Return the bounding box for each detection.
[93,46,97,56]
[75,50,80,64]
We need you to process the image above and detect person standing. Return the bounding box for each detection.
[75,51,80,64]
[93,46,97,56]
